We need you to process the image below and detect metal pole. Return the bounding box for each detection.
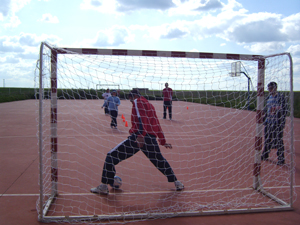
[287,53,294,207]
[241,72,251,110]
[253,58,265,190]
[247,78,250,110]
[38,42,44,221]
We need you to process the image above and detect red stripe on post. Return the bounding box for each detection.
[171,51,186,57]
[51,167,58,182]
[112,49,128,55]
[256,110,264,123]
[51,78,57,94]
[257,83,264,97]
[142,50,157,56]
[253,163,261,176]
[227,54,240,60]
[82,48,98,54]
[82,48,98,55]
[199,53,214,58]
[255,136,262,151]
[258,58,265,69]
[51,137,58,153]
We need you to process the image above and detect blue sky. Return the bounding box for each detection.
[0,0,299,90]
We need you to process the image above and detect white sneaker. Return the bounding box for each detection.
[174,180,184,191]
[90,184,109,195]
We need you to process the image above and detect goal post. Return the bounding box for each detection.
[35,42,295,224]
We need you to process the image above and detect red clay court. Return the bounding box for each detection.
[0,99,299,225]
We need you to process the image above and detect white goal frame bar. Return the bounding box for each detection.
[38,42,294,223]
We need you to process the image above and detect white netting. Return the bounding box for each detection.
[35,43,295,224]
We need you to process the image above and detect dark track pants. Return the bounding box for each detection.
[163,101,172,119]
[262,123,285,163]
[101,134,177,185]
[109,110,118,127]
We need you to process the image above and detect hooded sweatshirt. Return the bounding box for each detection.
[129,96,166,145]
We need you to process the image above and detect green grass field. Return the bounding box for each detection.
[0,88,299,118]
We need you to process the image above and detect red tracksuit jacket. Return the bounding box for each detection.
[129,96,166,145]
[163,87,173,101]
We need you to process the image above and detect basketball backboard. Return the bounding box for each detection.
[230,61,241,77]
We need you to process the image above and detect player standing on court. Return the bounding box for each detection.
[106,90,120,128]
[91,89,184,195]
[261,82,287,165]
[163,83,173,120]
[101,89,111,115]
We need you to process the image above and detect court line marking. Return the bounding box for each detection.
[2,185,299,197]
[0,134,271,139]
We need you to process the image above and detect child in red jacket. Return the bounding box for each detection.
[91,89,184,195]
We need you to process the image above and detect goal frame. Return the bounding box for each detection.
[37,42,294,223]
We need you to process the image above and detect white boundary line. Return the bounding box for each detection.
[2,185,299,197]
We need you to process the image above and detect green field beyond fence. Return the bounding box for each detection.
[0,88,299,118]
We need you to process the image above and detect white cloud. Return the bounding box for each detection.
[80,0,176,14]
[115,0,176,12]
[287,44,300,56]
[160,22,190,40]
[161,28,188,39]
[0,0,11,19]
[0,33,61,54]
[80,25,134,47]
[3,14,21,28]
[80,0,117,14]
[0,31,60,88]
[0,36,24,53]
[229,17,287,43]
[4,55,20,63]
[133,1,299,56]
[81,0,227,15]
[0,0,31,27]
[244,42,286,53]
[38,13,59,23]
[90,0,102,7]
[281,13,300,41]
[193,0,223,12]
[19,33,40,46]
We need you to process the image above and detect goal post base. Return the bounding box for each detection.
[39,206,293,224]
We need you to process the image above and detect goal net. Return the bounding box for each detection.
[35,42,295,224]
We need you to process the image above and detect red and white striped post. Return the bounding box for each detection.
[50,49,58,196]
[253,58,265,190]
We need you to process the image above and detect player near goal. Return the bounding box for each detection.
[261,82,287,165]
[163,83,173,120]
[106,90,121,129]
[91,89,184,195]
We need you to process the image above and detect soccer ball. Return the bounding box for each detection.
[111,176,122,189]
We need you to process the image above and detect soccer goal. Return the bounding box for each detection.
[35,42,295,224]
